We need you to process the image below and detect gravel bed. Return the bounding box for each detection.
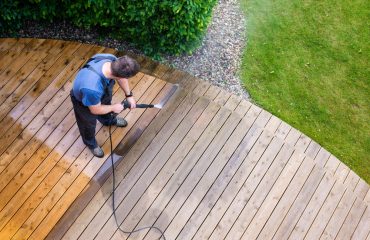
[1,0,249,99]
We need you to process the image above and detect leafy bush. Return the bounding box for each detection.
[0,0,217,55]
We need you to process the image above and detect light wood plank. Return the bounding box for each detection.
[320,189,356,240]
[336,198,367,239]
[224,94,242,111]
[142,112,244,240]
[264,115,282,133]
[285,127,301,146]
[272,166,325,240]
[0,39,53,87]
[78,82,211,240]
[0,38,19,51]
[174,121,263,240]
[304,181,346,239]
[151,106,262,240]
[352,207,370,240]
[275,120,291,139]
[241,150,305,240]
[204,85,221,100]
[365,190,370,205]
[226,142,292,240]
[288,172,336,240]
[344,170,360,192]
[0,43,86,161]
[334,162,350,184]
[295,133,311,153]
[324,155,341,176]
[0,39,40,75]
[0,42,85,125]
[314,147,331,168]
[0,73,144,238]
[234,99,252,117]
[354,179,370,200]
[305,140,321,160]
[109,101,223,240]
[214,88,231,106]
[256,158,315,240]
[207,130,276,240]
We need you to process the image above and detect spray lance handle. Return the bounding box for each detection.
[121,100,155,109]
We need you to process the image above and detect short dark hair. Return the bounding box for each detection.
[111,56,140,78]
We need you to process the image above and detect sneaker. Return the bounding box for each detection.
[91,146,104,158]
[115,117,128,127]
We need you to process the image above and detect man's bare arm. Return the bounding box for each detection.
[116,78,136,108]
[88,103,124,115]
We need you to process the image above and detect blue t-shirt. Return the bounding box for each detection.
[72,54,117,106]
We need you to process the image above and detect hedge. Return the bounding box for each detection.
[0,0,217,55]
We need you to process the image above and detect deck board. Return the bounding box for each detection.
[0,38,368,240]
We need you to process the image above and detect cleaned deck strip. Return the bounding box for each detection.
[0,73,145,238]
[0,43,88,155]
[0,38,19,51]
[0,39,51,87]
[11,78,164,240]
[0,74,143,229]
[0,40,70,121]
[0,45,103,186]
[0,39,41,75]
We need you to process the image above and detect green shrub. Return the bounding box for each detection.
[0,0,217,55]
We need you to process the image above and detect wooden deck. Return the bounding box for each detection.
[0,38,369,240]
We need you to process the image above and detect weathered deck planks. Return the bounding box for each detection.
[0,38,368,240]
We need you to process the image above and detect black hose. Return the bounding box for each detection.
[109,123,166,240]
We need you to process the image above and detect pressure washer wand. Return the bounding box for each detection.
[121,100,155,109]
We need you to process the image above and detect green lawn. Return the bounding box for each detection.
[240,0,370,182]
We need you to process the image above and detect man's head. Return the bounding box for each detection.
[111,56,140,78]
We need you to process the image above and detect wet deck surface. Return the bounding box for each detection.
[0,38,369,240]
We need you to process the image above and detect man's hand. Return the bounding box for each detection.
[111,103,124,113]
[126,96,136,109]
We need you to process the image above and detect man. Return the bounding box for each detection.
[70,53,140,158]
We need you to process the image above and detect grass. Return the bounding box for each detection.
[239,0,370,182]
